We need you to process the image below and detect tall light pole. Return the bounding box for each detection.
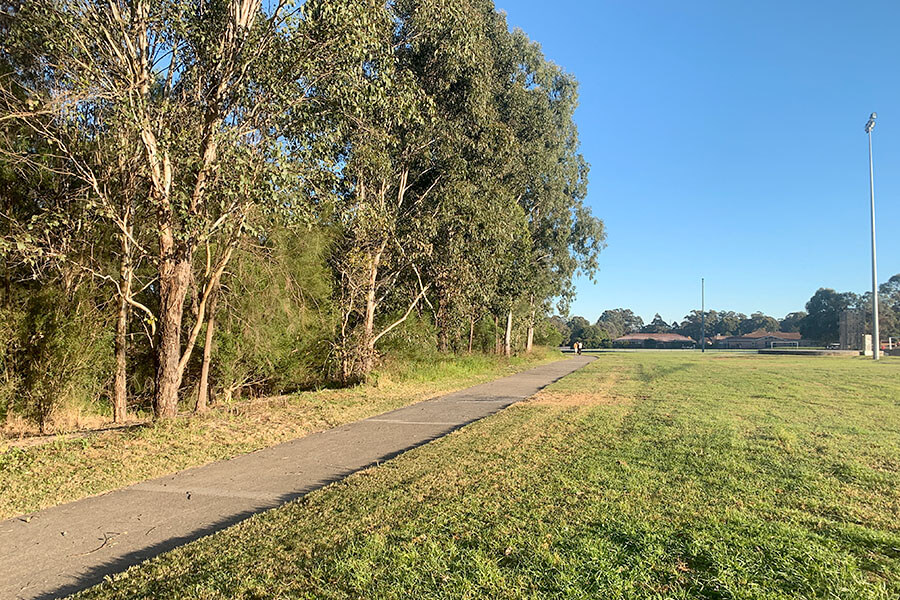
[700,278,705,353]
[865,112,880,360]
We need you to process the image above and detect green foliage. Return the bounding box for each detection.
[1,0,604,426]
[211,229,335,398]
[641,313,673,334]
[12,285,112,431]
[596,308,643,339]
[532,319,563,348]
[801,288,858,343]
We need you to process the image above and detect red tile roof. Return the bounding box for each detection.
[727,329,801,340]
[614,333,695,342]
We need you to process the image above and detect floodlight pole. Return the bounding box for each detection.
[866,113,880,360]
[700,278,705,353]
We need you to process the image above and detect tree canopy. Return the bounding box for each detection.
[0,0,604,429]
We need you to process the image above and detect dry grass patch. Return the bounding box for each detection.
[528,390,630,407]
[527,369,629,407]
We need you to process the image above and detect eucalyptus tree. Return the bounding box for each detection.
[396,0,530,353]
[2,0,364,417]
[597,309,644,339]
[320,0,443,380]
[489,26,606,352]
[0,23,155,421]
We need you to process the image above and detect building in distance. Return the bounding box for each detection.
[613,333,696,349]
[717,330,811,349]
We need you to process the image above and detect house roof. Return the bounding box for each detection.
[725,329,802,340]
[614,333,695,342]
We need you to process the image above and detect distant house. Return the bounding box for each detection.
[718,329,807,349]
[613,333,696,349]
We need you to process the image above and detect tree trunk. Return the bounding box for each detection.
[112,232,133,423]
[436,293,450,352]
[525,296,535,354]
[504,309,513,357]
[359,248,382,378]
[196,288,218,413]
[468,313,475,354]
[113,295,129,423]
[155,255,191,419]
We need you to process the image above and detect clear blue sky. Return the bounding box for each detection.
[498,0,900,325]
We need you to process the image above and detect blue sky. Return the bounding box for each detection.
[498,0,900,325]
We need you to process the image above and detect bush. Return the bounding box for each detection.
[14,285,112,432]
[534,318,563,347]
[208,229,335,402]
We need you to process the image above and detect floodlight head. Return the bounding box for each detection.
[866,112,877,134]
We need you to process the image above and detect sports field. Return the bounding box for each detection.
[76,352,900,599]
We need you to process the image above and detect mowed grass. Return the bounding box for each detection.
[0,349,561,520]
[75,353,900,599]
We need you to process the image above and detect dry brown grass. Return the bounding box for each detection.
[527,370,629,407]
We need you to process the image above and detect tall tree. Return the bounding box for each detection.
[597,309,643,338]
[642,313,672,334]
[493,25,605,353]
[738,312,779,335]
[800,288,858,343]
[779,311,807,333]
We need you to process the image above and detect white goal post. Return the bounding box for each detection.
[770,341,799,348]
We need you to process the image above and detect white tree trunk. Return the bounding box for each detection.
[504,309,513,357]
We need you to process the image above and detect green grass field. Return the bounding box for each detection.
[75,352,900,599]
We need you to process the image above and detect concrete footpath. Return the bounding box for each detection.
[0,356,594,600]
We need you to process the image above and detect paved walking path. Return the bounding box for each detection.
[0,356,594,599]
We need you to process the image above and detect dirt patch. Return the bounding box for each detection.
[528,391,631,407]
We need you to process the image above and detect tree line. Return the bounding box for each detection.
[0,0,604,431]
[555,274,900,348]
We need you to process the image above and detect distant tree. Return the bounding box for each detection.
[859,273,900,341]
[800,288,858,343]
[715,311,745,336]
[533,319,565,348]
[641,313,672,334]
[880,274,900,340]
[596,308,643,339]
[738,312,779,335]
[779,312,807,333]
[566,316,591,345]
[676,309,719,341]
[547,315,571,342]
[571,324,609,349]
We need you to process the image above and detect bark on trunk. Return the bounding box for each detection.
[468,314,475,354]
[155,255,191,419]
[504,309,513,357]
[112,233,133,423]
[113,296,129,422]
[359,248,383,377]
[525,296,535,354]
[436,294,450,353]
[196,289,218,413]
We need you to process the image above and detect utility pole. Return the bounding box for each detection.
[700,278,705,353]
[866,112,880,360]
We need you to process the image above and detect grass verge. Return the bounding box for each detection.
[0,348,562,520]
[74,352,900,599]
